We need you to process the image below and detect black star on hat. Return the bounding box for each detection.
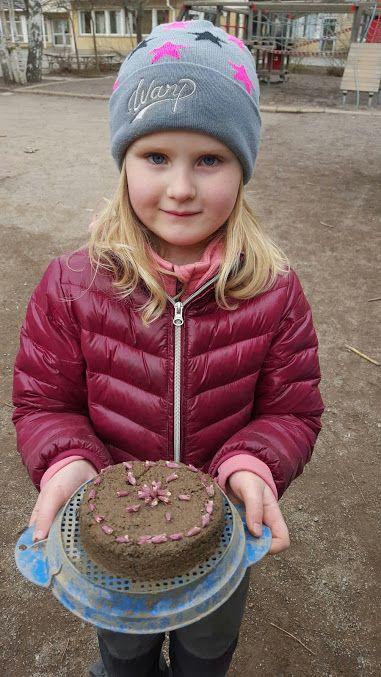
[127,38,154,60]
[187,31,227,47]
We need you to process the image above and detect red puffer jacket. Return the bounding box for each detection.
[12,248,324,497]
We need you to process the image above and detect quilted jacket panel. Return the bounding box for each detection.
[12,248,324,496]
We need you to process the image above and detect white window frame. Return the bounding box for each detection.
[124,8,136,36]
[51,18,71,46]
[79,9,124,37]
[77,8,168,38]
[1,10,27,42]
[108,9,121,35]
[94,10,107,35]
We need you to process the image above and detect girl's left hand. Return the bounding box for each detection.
[227,470,290,554]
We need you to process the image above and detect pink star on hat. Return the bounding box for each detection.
[228,35,246,50]
[149,41,187,64]
[228,61,255,94]
[163,21,192,30]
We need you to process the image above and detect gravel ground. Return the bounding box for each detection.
[1,71,380,110]
[0,86,380,677]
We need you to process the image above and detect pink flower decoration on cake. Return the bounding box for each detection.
[149,42,188,64]
[228,35,246,50]
[163,21,191,30]
[137,480,171,506]
[228,61,255,94]
[112,78,119,92]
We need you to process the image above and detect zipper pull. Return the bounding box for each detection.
[173,302,184,326]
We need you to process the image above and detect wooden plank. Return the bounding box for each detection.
[340,43,381,93]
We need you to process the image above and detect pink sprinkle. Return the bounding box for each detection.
[88,489,96,500]
[100,466,112,474]
[126,504,141,512]
[123,461,133,470]
[116,490,129,497]
[202,513,211,528]
[145,460,156,467]
[138,535,152,544]
[206,500,214,515]
[187,526,202,537]
[127,472,137,485]
[206,484,215,497]
[101,525,114,534]
[138,489,150,499]
[115,535,129,543]
[88,502,96,512]
[178,494,190,501]
[151,534,168,543]
[169,533,183,541]
[166,461,180,468]
[166,472,178,483]
[187,464,199,473]
[93,477,102,485]
[94,514,105,523]
[165,511,172,522]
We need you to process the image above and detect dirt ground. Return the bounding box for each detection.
[0,81,380,677]
[1,71,380,111]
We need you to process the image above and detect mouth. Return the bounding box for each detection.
[161,210,201,218]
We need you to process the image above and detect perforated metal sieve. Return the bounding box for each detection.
[15,479,271,633]
[67,483,234,593]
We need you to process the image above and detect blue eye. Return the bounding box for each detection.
[201,155,219,167]
[147,153,166,165]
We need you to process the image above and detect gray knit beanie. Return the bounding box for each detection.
[109,19,261,185]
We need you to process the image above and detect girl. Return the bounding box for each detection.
[12,19,324,677]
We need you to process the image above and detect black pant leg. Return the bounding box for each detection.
[97,631,165,677]
[169,633,239,677]
[169,569,251,675]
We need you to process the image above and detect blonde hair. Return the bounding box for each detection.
[88,156,290,325]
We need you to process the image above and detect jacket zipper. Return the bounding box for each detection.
[167,274,220,463]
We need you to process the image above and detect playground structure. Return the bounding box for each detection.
[177,1,380,100]
[340,42,381,105]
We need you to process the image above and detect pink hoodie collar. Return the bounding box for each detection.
[149,233,224,299]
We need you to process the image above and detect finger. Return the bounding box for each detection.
[33,485,66,541]
[29,491,44,527]
[245,495,264,538]
[264,503,290,554]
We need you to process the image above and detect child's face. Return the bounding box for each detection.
[125,130,242,261]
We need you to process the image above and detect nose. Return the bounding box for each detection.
[166,167,196,201]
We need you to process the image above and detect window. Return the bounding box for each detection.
[305,14,318,40]
[52,19,70,46]
[80,11,92,35]
[1,11,24,40]
[157,10,169,26]
[109,10,119,35]
[142,9,152,34]
[321,17,337,53]
[95,10,106,35]
[125,10,136,35]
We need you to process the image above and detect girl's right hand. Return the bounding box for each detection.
[28,459,98,542]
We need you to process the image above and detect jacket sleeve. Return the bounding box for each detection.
[208,269,324,499]
[12,257,112,491]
